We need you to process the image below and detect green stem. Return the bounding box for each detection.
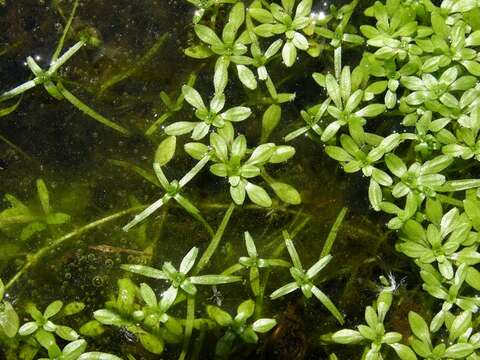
[320,207,348,258]
[334,46,342,80]
[56,82,131,135]
[0,79,37,102]
[145,112,172,136]
[179,155,210,188]
[151,204,170,262]
[49,40,86,75]
[437,194,464,207]
[194,203,235,275]
[0,132,36,163]
[221,263,244,276]
[5,206,145,291]
[99,33,170,94]
[178,295,195,360]
[51,0,79,63]
[123,194,171,231]
[255,215,311,317]
[145,70,199,136]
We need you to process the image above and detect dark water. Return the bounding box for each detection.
[0,1,418,359]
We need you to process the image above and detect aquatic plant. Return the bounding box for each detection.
[2,0,480,358]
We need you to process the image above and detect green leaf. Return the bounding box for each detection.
[221,106,252,122]
[282,41,297,67]
[35,329,60,354]
[214,57,229,94]
[20,222,47,241]
[184,44,213,59]
[246,144,275,165]
[252,318,276,333]
[78,352,122,360]
[389,343,417,360]
[461,60,480,76]
[249,8,274,23]
[140,283,157,308]
[138,332,165,354]
[79,320,105,337]
[55,325,79,341]
[269,145,295,163]
[325,146,353,162]
[355,104,386,117]
[189,274,241,285]
[230,183,246,205]
[207,305,232,326]
[185,142,209,160]
[292,32,308,50]
[261,104,281,142]
[165,121,197,136]
[449,311,471,341]
[237,65,257,90]
[311,286,344,324]
[236,299,255,321]
[224,3,245,43]
[385,154,407,177]
[210,132,228,162]
[46,212,70,225]
[93,309,125,326]
[180,247,198,274]
[62,339,87,360]
[326,74,342,108]
[269,182,301,205]
[0,301,19,338]
[245,182,272,207]
[36,179,51,215]
[182,85,205,110]
[408,311,431,346]
[121,264,167,279]
[191,122,210,140]
[155,136,176,166]
[44,300,63,319]
[368,179,382,211]
[194,24,223,47]
[444,343,474,358]
[331,329,364,344]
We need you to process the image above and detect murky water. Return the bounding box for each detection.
[0,1,419,359]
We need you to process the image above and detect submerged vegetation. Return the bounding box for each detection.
[2,0,480,358]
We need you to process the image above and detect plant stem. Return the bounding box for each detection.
[51,0,79,63]
[99,33,170,94]
[0,96,22,117]
[255,215,311,317]
[179,155,210,188]
[320,207,348,258]
[49,40,86,75]
[0,80,37,102]
[4,206,145,291]
[0,132,36,163]
[194,203,235,275]
[123,195,171,232]
[178,295,195,360]
[56,82,131,135]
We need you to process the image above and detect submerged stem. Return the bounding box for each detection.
[56,82,131,135]
[255,215,311,317]
[51,0,80,63]
[194,203,235,275]
[99,33,170,94]
[0,132,35,162]
[178,295,196,360]
[0,79,37,102]
[5,206,145,291]
[320,207,348,258]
